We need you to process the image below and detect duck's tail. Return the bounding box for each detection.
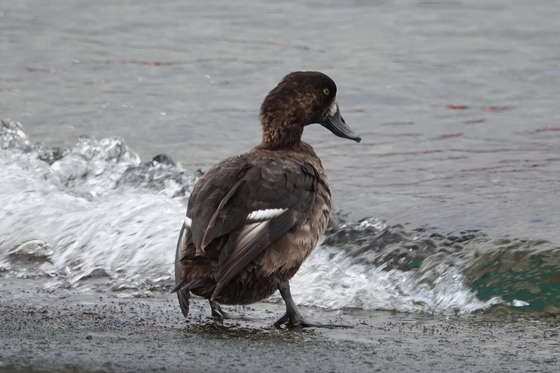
[176,286,191,319]
[174,224,191,319]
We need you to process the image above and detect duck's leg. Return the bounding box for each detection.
[209,300,259,321]
[274,280,352,329]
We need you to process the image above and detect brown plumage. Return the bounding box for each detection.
[174,71,360,328]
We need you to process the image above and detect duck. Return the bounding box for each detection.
[173,71,360,328]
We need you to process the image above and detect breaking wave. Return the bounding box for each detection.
[1,119,559,315]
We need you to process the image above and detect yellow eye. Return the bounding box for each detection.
[323,88,330,96]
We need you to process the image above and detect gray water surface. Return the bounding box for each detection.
[2,0,560,240]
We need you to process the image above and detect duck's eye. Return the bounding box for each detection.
[323,88,330,96]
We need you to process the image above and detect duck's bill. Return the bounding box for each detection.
[321,105,361,143]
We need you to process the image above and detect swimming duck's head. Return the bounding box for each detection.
[260,71,361,148]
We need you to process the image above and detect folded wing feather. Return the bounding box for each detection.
[179,154,319,299]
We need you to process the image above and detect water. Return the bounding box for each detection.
[1,0,560,315]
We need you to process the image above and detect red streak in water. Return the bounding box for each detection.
[535,126,560,132]
[145,61,172,66]
[441,133,462,139]
[107,60,174,66]
[447,105,468,110]
[484,106,509,112]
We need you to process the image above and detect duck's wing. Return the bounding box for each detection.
[183,154,320,298]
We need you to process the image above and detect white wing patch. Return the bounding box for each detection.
[236,222,268,251]
[184,216,192,229]
[246,208,287,223]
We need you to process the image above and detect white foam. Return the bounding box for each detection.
[0,147,499,314]
[0,123,505,314]
[282,245,501,315]
[0,130,192,290]
[0,158,185,287]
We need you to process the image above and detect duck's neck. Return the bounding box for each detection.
[260,122,304,150]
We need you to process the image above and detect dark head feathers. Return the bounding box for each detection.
[259,71,359,149]
[259,72,336,148]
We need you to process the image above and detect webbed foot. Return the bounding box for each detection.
[274,280,352,329]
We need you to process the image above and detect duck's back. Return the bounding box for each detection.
[175,142,332,306]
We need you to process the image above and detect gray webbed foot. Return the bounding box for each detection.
[274,280,352,329]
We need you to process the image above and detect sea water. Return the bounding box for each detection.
[1,0,559,315]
